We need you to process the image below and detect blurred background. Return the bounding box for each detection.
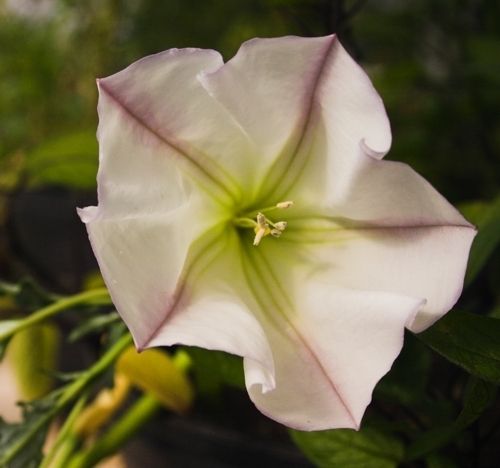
[0,0,499,466]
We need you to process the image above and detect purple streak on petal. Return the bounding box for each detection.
[259,35,338,202]
[97,79,234,200]
[247,244,359,427]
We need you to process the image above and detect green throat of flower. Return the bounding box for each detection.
[233,200,294,246]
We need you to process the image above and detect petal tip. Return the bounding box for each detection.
[360,136,391,160]
[77,206,98,223]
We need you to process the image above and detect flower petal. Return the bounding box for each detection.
[246,285,423,431]
[303,223,474,333]
[292,156,476,333]
[79,204,208,348]
[141,228,421,430]
[98,48,258,200]
[145,230,276,392]
[281,37,393,204]
[199,35,337,194]
[79,65,224,346]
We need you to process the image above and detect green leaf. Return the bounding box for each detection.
[0,390,61,468]
[418,311,500,383]
[425,453,458,468]
[25,131,98,189]
[68,312,120,342]
[376,332,431,405]
[406,378,496,460]
[455,378,497,428]
[291,427,404,468]
[460,196,500,286]
[0,278,54,310]
[0,334,132,466]
[186,347,244,395]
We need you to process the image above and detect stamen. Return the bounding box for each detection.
[276,201,294,209]
[236,202,293,246]
[253,227,267,246]
[256,212,267,228]
[273,221,287,231]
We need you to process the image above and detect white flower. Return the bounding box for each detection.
[79,35,476,430]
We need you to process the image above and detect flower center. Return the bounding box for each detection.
[233,201,294,246]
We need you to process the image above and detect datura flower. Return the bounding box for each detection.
[79,35,476,431]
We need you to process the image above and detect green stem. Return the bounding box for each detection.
[40,394,89,468]
[245,201,293,219]
[47,433,81,468]
[0,288,111,343]
[67,394,161,468]
[0,333,132,466]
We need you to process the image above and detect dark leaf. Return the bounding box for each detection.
[461,196,500,286]
[68,312,120,342]
[418,311,500,383]
[0,391,61,467]
[291,426,404,468]
[187,347,244,395]
[406,377,496,460]
[0,278,55,310]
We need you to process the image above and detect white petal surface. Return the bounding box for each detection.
[199,35,336,190]
[291,157,476,333]
[253,35,392,203]
[80,205,207,348]
[79,66,221,347]
[278,39,476,333]
[146,231,276,392]
[98,48,258,199]
[246,285,423,431]
[302,223,475,333]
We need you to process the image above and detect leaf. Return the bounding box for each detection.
[291,426,404,468]
[25,131,98,189]
[0,278,54,310]
[0,334,132,466]
[425,453,458,468]
[455,378,497,428]
[68,312,120,342]
[460,196,500,286]
[187,347,245,395]
[418,310,500,383]
[0,390,61,468]
[116,346,193,413]
[406,378,496,460]
[376,332,431,405]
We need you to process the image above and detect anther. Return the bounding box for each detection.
[273,221,287,231]
[276,201,294,209]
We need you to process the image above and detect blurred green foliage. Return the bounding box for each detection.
[0,0,499,466]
